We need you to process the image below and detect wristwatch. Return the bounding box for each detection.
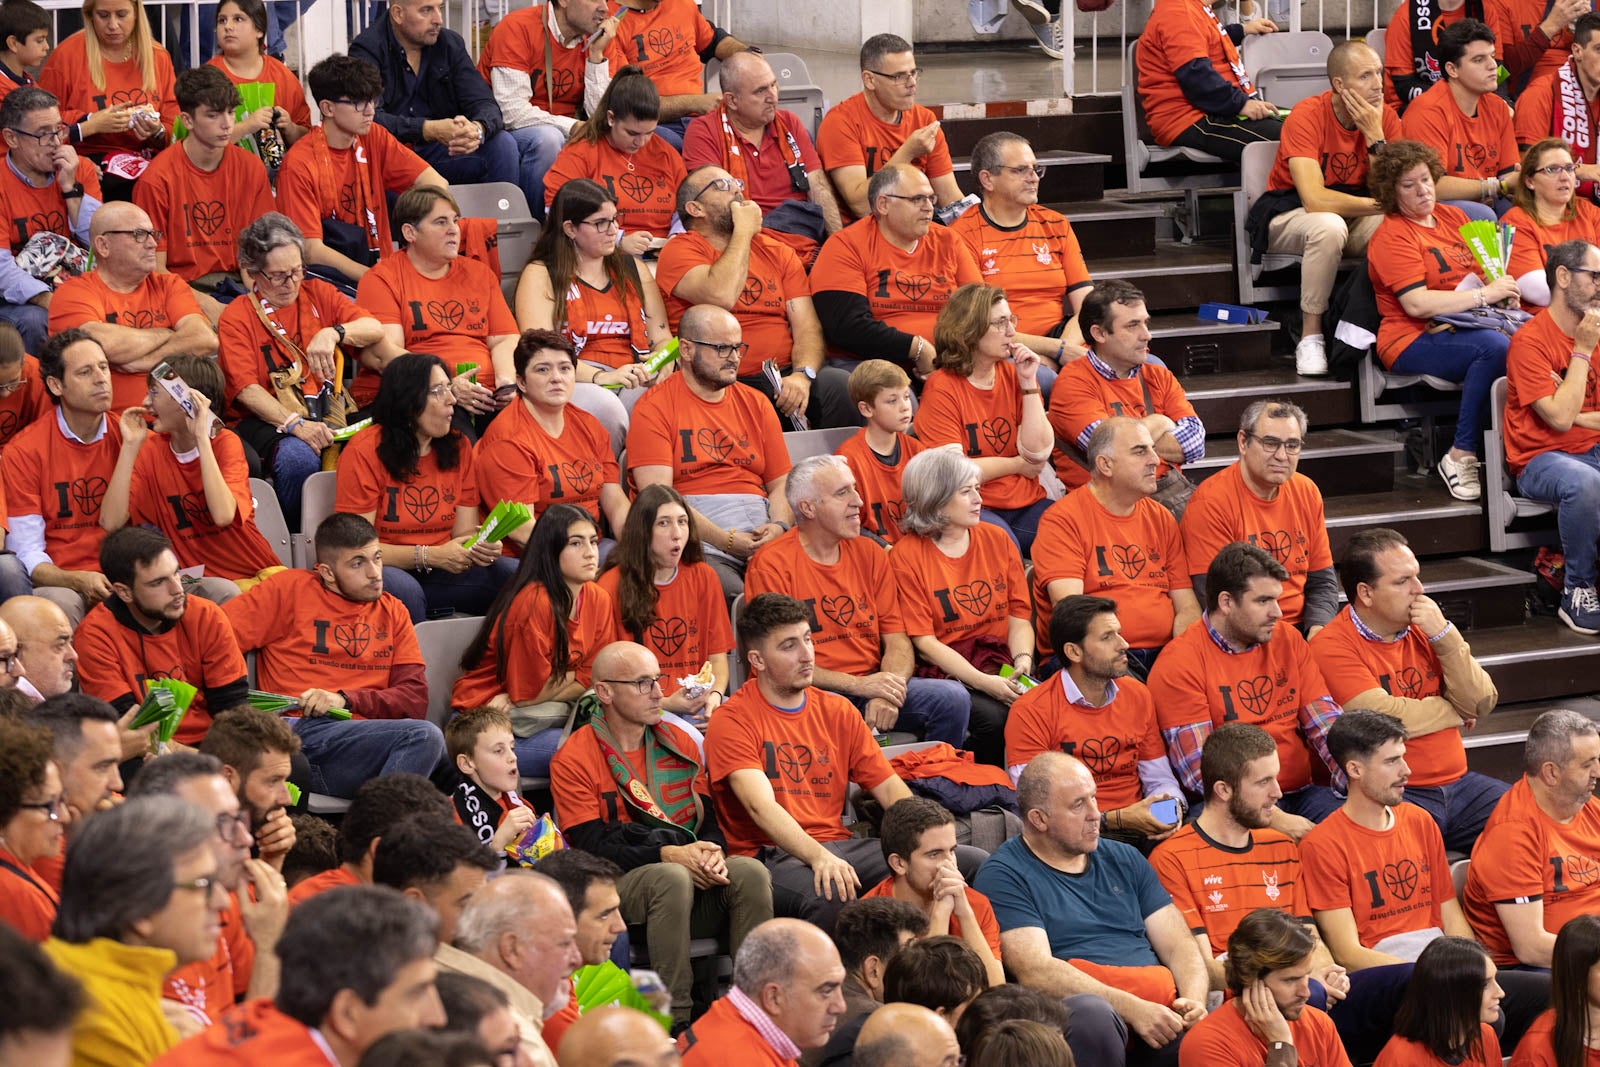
[59,185,83,199]
[799,366,817,381]
[332,323,346,344]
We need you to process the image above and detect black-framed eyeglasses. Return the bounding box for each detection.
[686,338,750,360]
[692,176,745,200]
[8,123,67,145]
[0,650,19,671]
[103,228,163,244]
[17,796,64,820]
[578,216,619,234]
[1535,162,1579,176]
[1245,432,1304,455]
[214,809,253,844]
[257,266,304,287]
[328,97,377,112]
[884,193,937,208]
[1567,266,1600,283]
[997,163,1046,178]
[600,675,664,695]
[867,66,922,84]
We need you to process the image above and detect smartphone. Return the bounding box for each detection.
[1151,797,1182,826]
[150,361,222,438]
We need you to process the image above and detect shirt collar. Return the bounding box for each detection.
[1345,603,1407,644]
[308,1029,341,1066]
[545,4,587,48]
[55,407,106,444]
[727,986,802,1060]
[1203,612,1256,654]
[1057,667,1119,706]
[1086,347,1138,380]
[5,153,49,189]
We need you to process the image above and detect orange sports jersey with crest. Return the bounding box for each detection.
[1465,777,1600,965]
[914,361,1045,511]
[1502,203,1600,291]
[604,0,714,95]
[1180,1000,1350,1067]
[837,429,924,544]
[475,397,619,528]
[450,581,620,709]
[810,218,983,357]
[950,204,1091,335]
[224,568,423,706]
[126,429,282,581]
[477,6,587,116]
[705,680,895,856]
[1268,90,1403,193]
[1048,361,1199,492]
[815,93,955,191]
[1135,0,1254,146]
[551,717,712,828]
[206,55,313,129]
[149,996,333,1067]
[277,125,428,262]
[0,355,49,451]
[216,280,373,417]
[1148,620,1333,792]
[1401,80,1518,180]
[1,412,120,571]
[1377,1026,1500,1067]
[1151,824,1309,956]
[48,270,205,413]
[1367,204,1480,366]
[38,33,178,155]
[162,894,253,1028]
[1180,464,1333,626]
[543,135,687,237]
[1300,803,1455,949]
[596,561,731,697]
[889,522,1027,647]
[561,274,650,370]
[335,426,480,548]
[626,373,791,496]
[863,876,1003,959]
[1504,307,1600,473]
[746,528,904,677]
[1030,490,1189,651]
[133,143,276,281]
[0,158,100,253]
[1383,3,1471,110]
[1309,607,1466,787]
[355,254,518,388]
[1004,673,1164,809]
[656,230,807,378]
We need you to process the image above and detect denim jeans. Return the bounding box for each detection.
[981,497,1051,557]
[416,130,522,189]
[1389,327,1509,452]
[292,715,447,798]
[654,117,690,152]
[839,677,971,748]
[0,300,47,354]
[272,434,323,531]
[1309,962,1413,1065]
[506,124,567,220]
[1277,783,1342,823]
[381,557,519,622]
[1400,771,1509,853]
[1517,442,1600,587]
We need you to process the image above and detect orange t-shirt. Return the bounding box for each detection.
[1514,69,1600,160]
[223,568,423,710]
[1136,0,1253,146]
[206,54,313,129]
[595,561,731,696]
[542,135,686,237]
[950,203,1091,336]
[450,581,621,710]
[284,865,360,907]
[1004,672,1164,809]
[837,429,924,544]
[1504,306,1600,473]
[705,679,894,856]
[1487,0,1573,86]
[1384,2,1470,110]
[1368,204,1490,367]
[655,230,808,378]
[1300,803,1455,948]
[889,523,1028,647]
[133,143,275,280]
[1,411,120,571]
[216,280,374,416]
[0,355,50,450]
[1268,90,1403,193]
[1179,1000,1351,1067]
[746,529,903,677]
[151,997,343,1067]
[1180,464,1334,627]
[37,32,178,155]
[603,0,714,95]
[1151,824,1308,956]
[1376,1027,1501,1067]
[1465,777,1600,966]
[1030,490,1188,651]
[625,373,791,496]
[1400,80,1518,180]
[48,270,206,413]
[914,361,1045,511]
[1048,359,1199,490]
[335,427,480,548]
[1309,607,1467,787]
[550,718,712,830]
[1511,1011,1600,1067]
[277,125,428,263]
[163,895,253,1029]
[126,429,282,581]
[679,995,795,1067]
[74,594,248,745]
[556,273,651,371]
[1148,620,1333,792]
[862,875,1003,960]
[0,846,58,942]
[355,254,518,391]
[815,93,955,198]
[475,398,619,528]
[0,158,101,253]
[477,6,587,117]
[1503,203,1600,288]
[810,218,983,359]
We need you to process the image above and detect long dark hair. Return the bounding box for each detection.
[373,352,461,480]
[600,483,703,640]
[1391,936,1489,1062]
[571,64,659,145]
[1553,915,1600,1067]
[461,504,596,687]
[529,179,646,330]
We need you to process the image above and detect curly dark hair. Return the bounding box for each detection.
[0,716,54,825]
[1369,140,1445,215]
[373,351,462,480]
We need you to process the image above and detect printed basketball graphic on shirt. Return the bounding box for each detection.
[1462,143,1488,171]
[617,173,656,205]
[1220,674,1275,721]
[93,89,153,110]
[1391,667,1425,699]
[402,485,440,523]
[1105,543,1148,579]
[109,309,157,329]
[1250,529,1294,564]
[544,67,578,101]
[643,27,678,59]
[895,272,933,302]
[62,475,107,516]
[166,491,214,531]
[764,740,813,784]
[819,595,856,627]
[695,427,734,461]
[1323,151,1360,184]
[426,301,465,331]
[0,410,18,441]
[338,182,359,220]
[1076,735,1123,777]
[1566,855,1600,887]
[867,500,905,535]
[556,461,596,495]
[187,201,226,239]
[739,277,764,306]
[648,616,689,657]
[953,580,992,616]
[334,621,372,658]
[14,210,68,247]
[1382,859,1420,901]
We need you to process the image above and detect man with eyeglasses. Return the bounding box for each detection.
[1503,239,1600,635]
[657,166,855,428]
[47,201,218,417]
[0,325,48,452]
[1181,399,1337,635]
[550,640,773,1034]
[600,0,752,151]
[1514,13,1600,170]
[0,86,101,354]
[627,303,795,600]
[816,33,963,222]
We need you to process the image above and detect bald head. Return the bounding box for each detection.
[592,641,655,684]
[722,50,775,95]
[89,200,150,241]
[734,918,847,1048]
[453,871,581,1010]
[1327,39,1378,81]
[679,303,740,341]
[0,596,75,698]
[556,1005,680,1067]
[1016,751,1091,819]
[854,1004,959,1067]
[0,617,22,690]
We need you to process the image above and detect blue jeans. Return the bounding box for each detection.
[506,125,567,220]
[0,553,30,601]
[654,117,690,151]
[416,130,522,189]
[1277,783,1342,823]
[1309,962,1414,1065]
[0,300,47,354]
[981,497,1051,558]
[1389,327,1509,452]
[292,715,447,798]
[272,435,323,530]
[1401,771,1508,853]
[381,557,519,622]
[840,677,971,748]
[1518,443,1600,587]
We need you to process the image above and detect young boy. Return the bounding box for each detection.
[836,359,926,545]
[439,706,537,852]
[0,1,48,105]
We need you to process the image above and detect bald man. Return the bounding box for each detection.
[0,617,25,692]
[0,595,76,701]
[852,1003,960,1067]
[557,1005,681,1067]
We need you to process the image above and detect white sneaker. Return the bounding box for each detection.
[1013,0,1052,23]
[1438,452,1482,501]
[1031,19,1065,60]
[1294,334,1328,376]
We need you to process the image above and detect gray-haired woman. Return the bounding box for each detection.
[218,212,389,524]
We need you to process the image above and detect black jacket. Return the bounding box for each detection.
[349,18,504,145]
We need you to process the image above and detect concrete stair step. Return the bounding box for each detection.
[1050,197,1168,258]
[1090,240,1239,311]
[1463,695,1600,782]
[954,149,1114,203]
[1468,619,1600,719]
[1323,475,1485,557]
[1413,557,1532,632]
[1144,314,1281,375]
[1180,370,1354,429]
[1191,428,1402,496]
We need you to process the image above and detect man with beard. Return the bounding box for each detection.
[2,596,80,702]
[197,710,301,874]
[223,512,445,798]
[1502,240,1600,635]
[74,527,250,747]
[657,166,852,428]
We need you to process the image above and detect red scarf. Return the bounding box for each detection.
[1554,57,1596,162]
[713,103,805,190]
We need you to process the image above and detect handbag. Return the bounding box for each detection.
[320,215,378,270]
[248,293,358,466]
[1428,305,1532,337]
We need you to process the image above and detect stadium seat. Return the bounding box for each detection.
[451,182,540,306]
[250,477,294,570]
[245,649,350,814]
[1365,27,1385,59]
[729,594,748,692]
[295,471,339,569]
[1123,40,1238,209]
[1241,31,1335,109]
[1484,376,1558,552]
[414,617,483,729]
[1450,856,1470,900]
[783,427,856,464]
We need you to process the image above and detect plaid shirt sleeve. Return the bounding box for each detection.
[1172,416,1206,465]
[1075,419,1103,454]
[1161,721,1213,798]
[1299,696,1347,791]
